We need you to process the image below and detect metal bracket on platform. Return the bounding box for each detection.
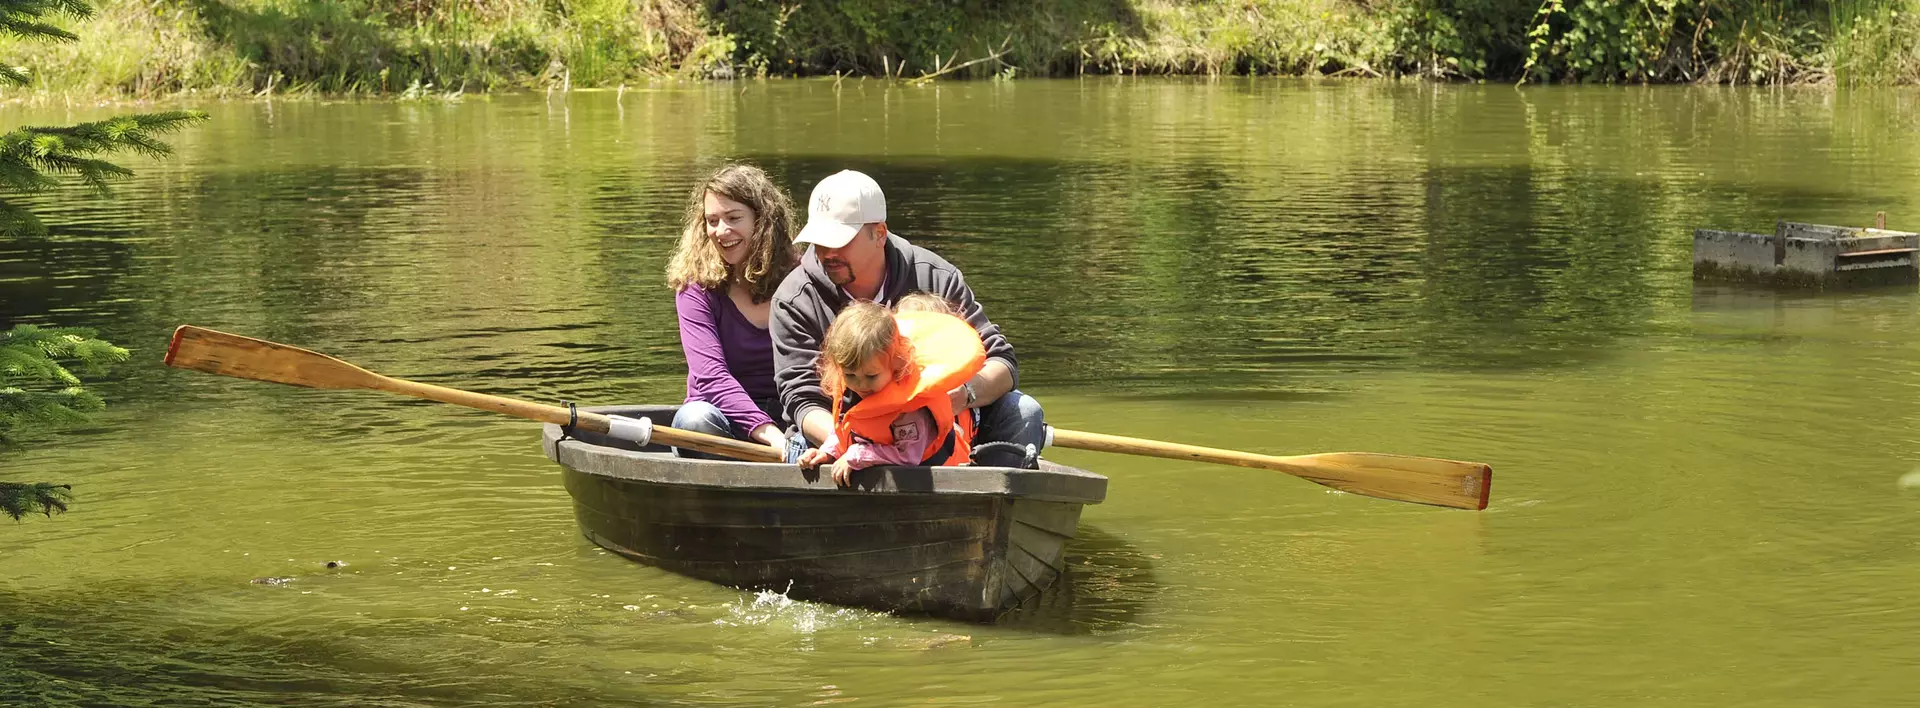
[559,402,579,442]
[547,401,580,461]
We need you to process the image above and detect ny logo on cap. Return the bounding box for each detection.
[815,194,833,213]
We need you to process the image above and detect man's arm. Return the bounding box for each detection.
[798,408,835,446]
[954,359,1015,413]
[770,294,834,444]
[933,269,1019,409]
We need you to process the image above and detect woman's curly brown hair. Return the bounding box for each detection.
[665,163,797,302]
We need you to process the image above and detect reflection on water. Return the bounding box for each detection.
[4,81,1920,705]
[998,525,1162,636]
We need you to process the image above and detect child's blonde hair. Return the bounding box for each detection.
[819,300,915,398]
[895,291,959,316]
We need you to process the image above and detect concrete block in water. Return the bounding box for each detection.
[1693,220,1919,288]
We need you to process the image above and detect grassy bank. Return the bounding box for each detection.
[2,0,1917,97]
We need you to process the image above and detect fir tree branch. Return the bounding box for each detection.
[0,2,170,523]
[0,110,208,234]
[0,482,71,520]
[1,0,95,24]
[0,0,95,46]
[0,0,104,86]
[41,0,93,18]
[1,324,127,446]
[0,198,46,236]
[0,1,208,233]
[0,387,101,445]
[4,112,209,160]
[28,153,133,192]
[0,19,76,42]
[0,160,55,192]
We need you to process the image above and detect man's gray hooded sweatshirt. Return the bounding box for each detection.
[770,234,1018,432]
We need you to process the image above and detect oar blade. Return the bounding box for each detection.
[165,325,382,390]
[1289,452,1492,510]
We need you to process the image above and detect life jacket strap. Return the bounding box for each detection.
[924,423,957,465]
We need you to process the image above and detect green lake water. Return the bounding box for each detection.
[3,80,1919,705]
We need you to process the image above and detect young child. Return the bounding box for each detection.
[894,291,959,316]
[797,295,983,486]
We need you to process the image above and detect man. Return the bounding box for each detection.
[770,169,1046,464]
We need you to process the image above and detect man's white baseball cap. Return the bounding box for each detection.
[795,170,886,248]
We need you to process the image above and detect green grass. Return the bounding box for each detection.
[1,0,1917,98]
[1829,0,1918,86]
[0,0,708,98]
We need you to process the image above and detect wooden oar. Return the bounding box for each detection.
[161,325,1488,507]
[1047,428,1491,511]
[162,325,783,463]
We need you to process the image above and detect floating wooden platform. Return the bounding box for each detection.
[1694,219,1918,288]
[541,405,1108,622]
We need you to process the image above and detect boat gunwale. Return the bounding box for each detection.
[541,406,1107,505]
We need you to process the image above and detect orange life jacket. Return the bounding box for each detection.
[830,310,987,466]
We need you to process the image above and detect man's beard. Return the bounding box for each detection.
[824,261,853,285]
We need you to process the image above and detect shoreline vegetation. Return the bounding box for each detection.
[0,0,1916,101]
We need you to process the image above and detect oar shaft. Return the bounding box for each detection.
[163,324,785,463]
[375,377,783,462]
[1049,428,1308,474]
[379,376,589,428]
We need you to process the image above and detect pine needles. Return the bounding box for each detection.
[0,324,129,448]
[0,2,182,523]
[0,112,206,188]
[0,0,208,236]
[0,322,126,524]
[0,481,71,520]
[0,0,91,85]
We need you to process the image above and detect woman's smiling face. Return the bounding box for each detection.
[703,191,757,267]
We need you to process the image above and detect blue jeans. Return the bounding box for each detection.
[783,389,1048,463]
[671,401,743,460]
[975,389,1048,452]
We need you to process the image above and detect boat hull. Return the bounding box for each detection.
[543,405,1107,621]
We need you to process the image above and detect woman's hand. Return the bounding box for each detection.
[797,448,834,469]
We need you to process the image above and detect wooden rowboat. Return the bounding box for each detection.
[541,405,1109,622]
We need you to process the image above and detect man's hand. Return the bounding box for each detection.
[947,381,971,414]
[948,361,1013,414]
[749,423,785,453]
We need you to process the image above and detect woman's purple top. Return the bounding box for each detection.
[676,285,779,436]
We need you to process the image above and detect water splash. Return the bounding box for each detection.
[712,583,878,635]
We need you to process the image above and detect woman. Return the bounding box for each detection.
[665,164,797,457]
